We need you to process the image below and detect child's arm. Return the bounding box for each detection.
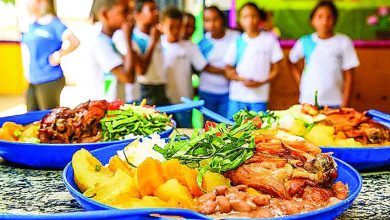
[225,65,242,81]
[342,69,354,107]
[223,41,244,81]
[290,61,303,86]
[244,61,281,88]
[203,65,226,75]
[340,37,359,108]
[136,25,161,75]
[289,39,304,86]
[111,22,136,83]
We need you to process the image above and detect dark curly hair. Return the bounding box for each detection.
[239,2,267,21]
[310,0,338,23]
[204,5,226,25]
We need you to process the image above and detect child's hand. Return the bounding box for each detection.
[225,68,240,80]
[150,24,162,44]
[244,79,264,88]
[48,51,61,66]
[122,21,134,40]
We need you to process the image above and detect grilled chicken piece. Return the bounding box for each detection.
[224,135,337,199]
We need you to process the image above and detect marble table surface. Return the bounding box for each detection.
[1,157,389,219]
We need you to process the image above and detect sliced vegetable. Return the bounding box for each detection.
[137,157,166,196]
[100,104,172,141]
[154,121,256,190]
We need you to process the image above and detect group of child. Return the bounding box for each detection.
[22,0,360,128]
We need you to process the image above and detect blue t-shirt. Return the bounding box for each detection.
[22,17,67,84]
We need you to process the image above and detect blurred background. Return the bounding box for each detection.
[0,0,389,118]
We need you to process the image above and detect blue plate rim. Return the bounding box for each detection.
[320,145,390,150]
[0,122,175,147]
[62,146,363,220]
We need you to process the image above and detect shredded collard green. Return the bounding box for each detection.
[153,114,257,190]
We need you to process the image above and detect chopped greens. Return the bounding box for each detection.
[100,105,171,141]
[95,164,101,172]
[234,109,278,129]
[304,122,315,131]
[314,90,321,110]
[13,130,22,138]
[153,121,256,190]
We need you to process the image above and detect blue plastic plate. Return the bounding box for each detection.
[320,145,390,171]
[0,111,174,169]
[0,208,210,220]
[320,109,390,170]
[62,143,362,220]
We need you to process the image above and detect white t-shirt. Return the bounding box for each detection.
[224,32,283,103]
[132,27,166,85]
[198,29,240,94]
[112,29,140,102]
[289,33,359,106]
[162,37,207,104]
[80,32,123,102]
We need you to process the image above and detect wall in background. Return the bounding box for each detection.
[236,0,390,39]
[0,42,26,95]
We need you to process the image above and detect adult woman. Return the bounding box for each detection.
[22,0,79,111]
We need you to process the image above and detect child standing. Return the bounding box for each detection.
[112,0,140,103]
[289,1,359,108]
[198,6,240,118]
[22,0,79,110]
[161,7,208,127]
[82,0,136,101]
[181,12,196,41]
[133,0,170,106]
[224,3,283,119]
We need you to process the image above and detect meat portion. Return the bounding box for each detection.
[38,100,109,143]
[321,107,369,132]
[224,135,337,199]
[320,107,390,145]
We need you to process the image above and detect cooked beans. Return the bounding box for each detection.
[197,185,269,215]
[216,196,231,213]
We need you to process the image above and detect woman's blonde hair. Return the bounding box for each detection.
[43,0,57,16]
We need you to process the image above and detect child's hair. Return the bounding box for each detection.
[310,0,338,23]
[258,8,268,21]
[204,5,226,25]
[134,0,155,12]
[239,2,261,18]
[162,6,183,21]
[90,0,123,22]
[183,12,195,22]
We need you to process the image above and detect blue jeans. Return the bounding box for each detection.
[174,110,192,128]
[198,90,229,121]
[227,100,267,119]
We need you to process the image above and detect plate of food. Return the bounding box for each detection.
[0,100,176,169]
[232,104,390,171]
[63,120,362,220]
